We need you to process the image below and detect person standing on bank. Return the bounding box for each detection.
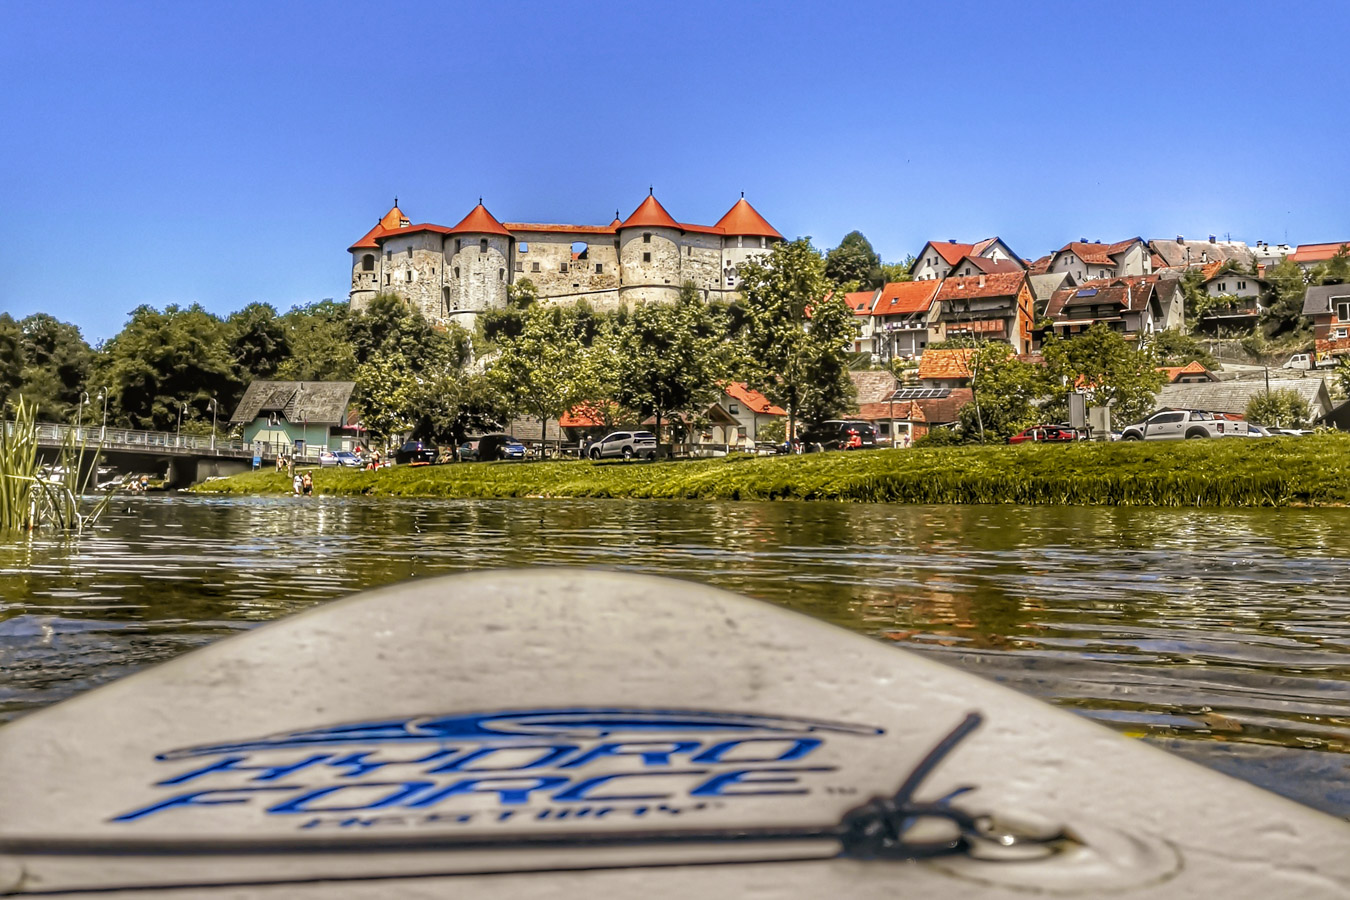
[300,472,313,496]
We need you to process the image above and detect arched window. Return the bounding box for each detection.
[480,238,489,253]
[362,254,374,271]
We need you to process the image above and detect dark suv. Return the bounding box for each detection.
[798,420,878,452]
[394,440,438,465]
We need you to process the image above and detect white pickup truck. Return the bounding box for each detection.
[1120,409,1248,440]
[1283,352,1338,370]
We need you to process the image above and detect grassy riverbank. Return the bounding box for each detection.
[191,433,1350,507]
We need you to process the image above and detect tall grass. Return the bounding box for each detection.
[0,397,114,536]
[194,433,1350,509]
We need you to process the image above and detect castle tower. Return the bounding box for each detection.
[441,201,513,320]
[617,192,684,305]
[715,196,782,291]
[348,202,410,310]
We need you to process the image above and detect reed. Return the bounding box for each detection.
[0,397,114,535]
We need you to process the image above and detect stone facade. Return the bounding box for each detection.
[348,194,783,322]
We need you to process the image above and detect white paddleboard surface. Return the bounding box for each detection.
[0,569,1347,898]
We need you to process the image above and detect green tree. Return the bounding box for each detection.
[1041,324,1165,427]
[878,257,914,285]
[0,314,23,406]
[488,303,595,447]
[12,314,93,422]
[226,303,289,382]
[275,300,357,383]
[1246,389,1312,429]
[1148,330,1217,369]
[1313,244,1350,286]
[738,238,858,437]
[1262,256,1311,336]
[824,231,881,288]
[612,282,731,444]
[956,342,1043,442]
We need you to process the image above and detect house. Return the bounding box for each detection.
[1028,272,1071,317]
[1046,239,1152,282]
[869,281,941,361]
[1159,361,1219,384]
[229,381,359,459]
[1151,277,1187,332]
[933,272,1035,354]
[916,348,976,389]
[712,383,785,448]
[910,237,1024,282]
[1149,236,1254,271]
[1197,268,1266,334]
[1044,276,1169,340]
[1154,378,1334,421]
[1302,283,1350,362]
[844,289,881,355]
[1290,242,1350,273]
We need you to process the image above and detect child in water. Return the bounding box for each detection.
[300,472,313,496]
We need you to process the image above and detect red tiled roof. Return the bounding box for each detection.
[874,280,939,316]
[1291,242,1350,263]
[845,290,876,315]
[447,202,511,236]
[917,348,975,380]
[1028,254,1054,275]
[677,222,725,235]
[935,272,1026,301]
[925,241,976,266]
[1046,276,1157,319]
[347,204,410,251]
[1158,361,1212,382]
[505,223,617,235]
[621,194,681,230]
[714,197,782,239]
[723,382,785,416]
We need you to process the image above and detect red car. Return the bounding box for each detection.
[1008,425,1084,444]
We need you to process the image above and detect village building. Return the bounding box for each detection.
[710,382,786,448]
[844,289,881,355]
[1148,236,1255,271]
[1045,239,1152,282]
[1302,283,1350,362]
[229,381,360,459]
[933,272,1036,354]
[1159,361,1219,384]
[348,194,783,325]
[910,238,1024,282]
[1156,378,1334,422]
[1043,276,1183,341]
[1289,242,1350,273]
[869,281,941,362]
[915,348,976,389]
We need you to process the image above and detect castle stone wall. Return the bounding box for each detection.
[511,231,621,302]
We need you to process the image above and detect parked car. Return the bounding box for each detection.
[1283,352,1337,370]
[394,440,438,465]
[588,431,657,460]
[798,420,878,452]
[477,433,527,461]
[458,439,479,462]
[1120,410,1248,440]
[1008,425,1085,444]
[1244,424,1273,438]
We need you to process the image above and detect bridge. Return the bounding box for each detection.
[29,423,312,487]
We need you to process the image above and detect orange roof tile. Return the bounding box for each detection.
[935,272,1026,301]
[845,290,877,315]
[621,194,680,230]
[1158,361,1213,382]
[347,204,410,251]
[714,197,782,239]
[924,241,976,266]
[723,382,785,416]
[873,280,939,316]
[1290,242,1350,263]
[916,348,976,381]
[447,202,511,236]
[504,223,617,235]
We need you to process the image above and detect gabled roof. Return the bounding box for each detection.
[230,381,355,426]
[348,204,410,251]
[917,348,976,381]
[1291,242,1350,263]
[1053,239,1143,266]
[621,194,681,230]
[935,272,1026,301]
[447,202,511,236]
[920,241,976,267]
[1158,361,1217,383]
[715,197,782,239]
[845,290,878,315]
[1303,283,1350,316]
[950,255,1024,276]
[1157,379,1333,417]
[1201,268,1265,286]
[723,382,785,416]
[874,280,939,316]
[1045,276,1157,319]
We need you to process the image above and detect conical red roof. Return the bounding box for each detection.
[447,202,511,236]
[715,197,782,239]
[348,204,411,251]
[621,194,680,230]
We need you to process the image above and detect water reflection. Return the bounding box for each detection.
[0,495,1347,817]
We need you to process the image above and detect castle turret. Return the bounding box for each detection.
[441,201,513,319]
[348,202,410,310]
[715,196,782,290]
[617,192,683,305]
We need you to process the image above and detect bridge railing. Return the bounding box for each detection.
[12,421,348,462]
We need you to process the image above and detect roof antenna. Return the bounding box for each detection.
[649,185,653,196]
[615,209,620,220]
[394,196,398,207]
[741,191,745,198]
[478,197,483,205]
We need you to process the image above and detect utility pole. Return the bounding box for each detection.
[208,398,218,452]
[98,388,108,442]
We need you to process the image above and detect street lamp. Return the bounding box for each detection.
[177,402,185,448]
[97,388,109,442]
[208,397,218,452]
[77,391,89,439]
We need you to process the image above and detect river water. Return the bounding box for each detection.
[1,496,1347,818]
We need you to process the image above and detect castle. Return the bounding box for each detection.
[347,192,783,323]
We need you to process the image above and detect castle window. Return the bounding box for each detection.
[362,254,374,271]
[515,262,524,273]
[760,237,767,248]
[385,250,392,260]
[407,246,413,258]
[518,242,529,253]
[499,268,505,282]
[737,236,743,248]
[687,245,692,256]
[454,266,460,278]
[532,262,541,273]
[385,274,390,284]
[595,263,603,274]
[643,233,652,243]
[406,270,413,282]
[643,252,651,263]
[572,241,588,260]
[480,238,489,253]
[560,263,568,273]
[454,239,462,253]
[573,283,580,290]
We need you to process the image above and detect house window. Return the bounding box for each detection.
[480,239,488,253]
[643,252,651,263]
[361,254,374,271]
[1336,301,1350,321]
[728,403,739,415]
[532,262,541,273]
[1238,281,1247,289]
[643,233,652,243]
[1337,327,1348,339]
[595,263,603,274]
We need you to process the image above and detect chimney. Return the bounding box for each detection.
[1079,237,1087,243]
[1209,235,1217,243]
[948,239,957,244]
[1177,235,1185,244]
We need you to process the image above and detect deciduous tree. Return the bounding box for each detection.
[1041,324,1165,427]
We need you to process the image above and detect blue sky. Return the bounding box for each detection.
[2,0,1347,341]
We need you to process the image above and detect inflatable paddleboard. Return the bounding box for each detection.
[0,569,1347,898]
